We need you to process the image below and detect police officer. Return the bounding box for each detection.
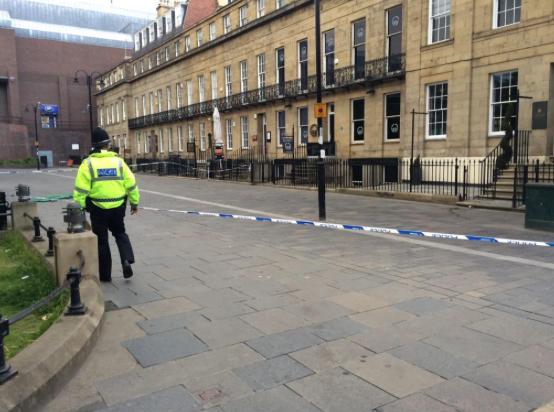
[73,127,140,282]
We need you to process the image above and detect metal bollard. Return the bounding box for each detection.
[15,184,30,202]
[32,217,44,242]
[0,192,8,230]
[0,315,17,384]
[63,203,86,233]
[65,267,86,316]
[45,227,56,257]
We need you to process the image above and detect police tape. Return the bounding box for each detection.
[0,169,74,175]
[140,206,554,248]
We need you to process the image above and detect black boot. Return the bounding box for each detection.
[123,260,133,279]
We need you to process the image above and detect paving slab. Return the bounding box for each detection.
[136,311,208,335]
[132,296,201,319]
[394,297,452,316]
[462,360,554,408]
[96,386,200,412]
[289,339,373,373]
[184,317,263,349]
[343,353,444,398]
[425,377,530,412]
[423,326,522,364]
[390,341,480,379]
[221,385,322,412]
[246,328,323,358]
[233,355,313,391]
[183,370,253,409]
[245,293,303,311]
[240,308,308,334]
[467,313,554,346]
[287,367,395,412]
[505,345,554,378]
[327,291,389,312]
[201,301,256,321]
[285,300,354,323]
[377,393,457,412]
[350,306,417,328]
[122,329,208,367]
[309,317,367,341]
[349,326,422,353]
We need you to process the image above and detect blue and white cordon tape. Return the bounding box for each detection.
[141,206,554,248]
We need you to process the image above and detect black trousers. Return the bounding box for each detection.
[88,201,135,281]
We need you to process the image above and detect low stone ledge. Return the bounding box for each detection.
[537,400,554,412]
[0,276,104,412]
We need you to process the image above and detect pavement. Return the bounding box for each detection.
[2,170,554,412]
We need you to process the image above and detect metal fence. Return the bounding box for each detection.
[132,157,484,201]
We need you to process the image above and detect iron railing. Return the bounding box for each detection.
[128,54,405,129]
[132,156,482,201]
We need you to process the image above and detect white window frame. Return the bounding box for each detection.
[198,75,205,103]
[157,89,163,112]
[276,0,284,10]
[493,0,521,29]
[489,70,518,136]
[257,53,266,100]
[298,38,308,91]
[186,80,193,105]
[257,0,265,18]
[142,95,147,116]
[178,126,183,151]
[428,0,451,44]
[200,122,206,151]
[277,110,286,146]
[239,5,248,27]
[224,66,232,97]
[384,92,401,141]
[241,116,249,148]
[209,22,217,41]
[188,123,195,143]
[166,86,172,110]
[115,102,120,123]
[175,41,180,57]
[122,100,126,121]
[298,106,308,145]
[167,128,173,152]
[99,107,104,126]
[136,131,141,154]
[240,60,248,94]
[211,71,218,100]
[223,14,231,34]
[176,83,183,108]
[323,29,335,86]
[351,98,365,143]
[185,35,191,52]
[159,129,164,153]
[426,82,448,140]
[197,29,203,47]
[156,52,160,66]
[226,118,233,150]
[134,97,139,118]
[165,47,169,62]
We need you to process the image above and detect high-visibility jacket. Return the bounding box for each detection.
[73,151,140,209]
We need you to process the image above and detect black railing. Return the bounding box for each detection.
[480,130,531,199]
[0,265,86,385]
[512,161,554,208]
[23,213,56,257]
[129,54,405,129]
[132,156,482,201]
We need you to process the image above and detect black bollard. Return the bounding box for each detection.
[0,315,17,384]
[65,267,86,316]
[32,217,44,242]
[45,227,56,257]
[0,192,7,231]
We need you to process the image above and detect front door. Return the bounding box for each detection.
[257,113,267,154]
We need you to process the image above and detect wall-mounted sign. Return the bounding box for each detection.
[71,144,79,150]
[532,101,548,130]
[283,137,294,152]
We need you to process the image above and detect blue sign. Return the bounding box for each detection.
[97,168,117,177]
[39,104,59,116]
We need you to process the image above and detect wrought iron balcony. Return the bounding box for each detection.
[129,54,405,130]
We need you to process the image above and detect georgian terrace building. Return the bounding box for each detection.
[95,0,554,166]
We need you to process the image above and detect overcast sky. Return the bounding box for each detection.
[31,0,160,17]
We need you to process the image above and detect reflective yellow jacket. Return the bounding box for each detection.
[73,151,140,209]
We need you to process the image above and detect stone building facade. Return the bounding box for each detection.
[96,0,554,164]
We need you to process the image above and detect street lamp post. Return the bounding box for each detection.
[25,103,41,170]
[315,0,326,221]
[74,70,102,142]
[410,108,428,193]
